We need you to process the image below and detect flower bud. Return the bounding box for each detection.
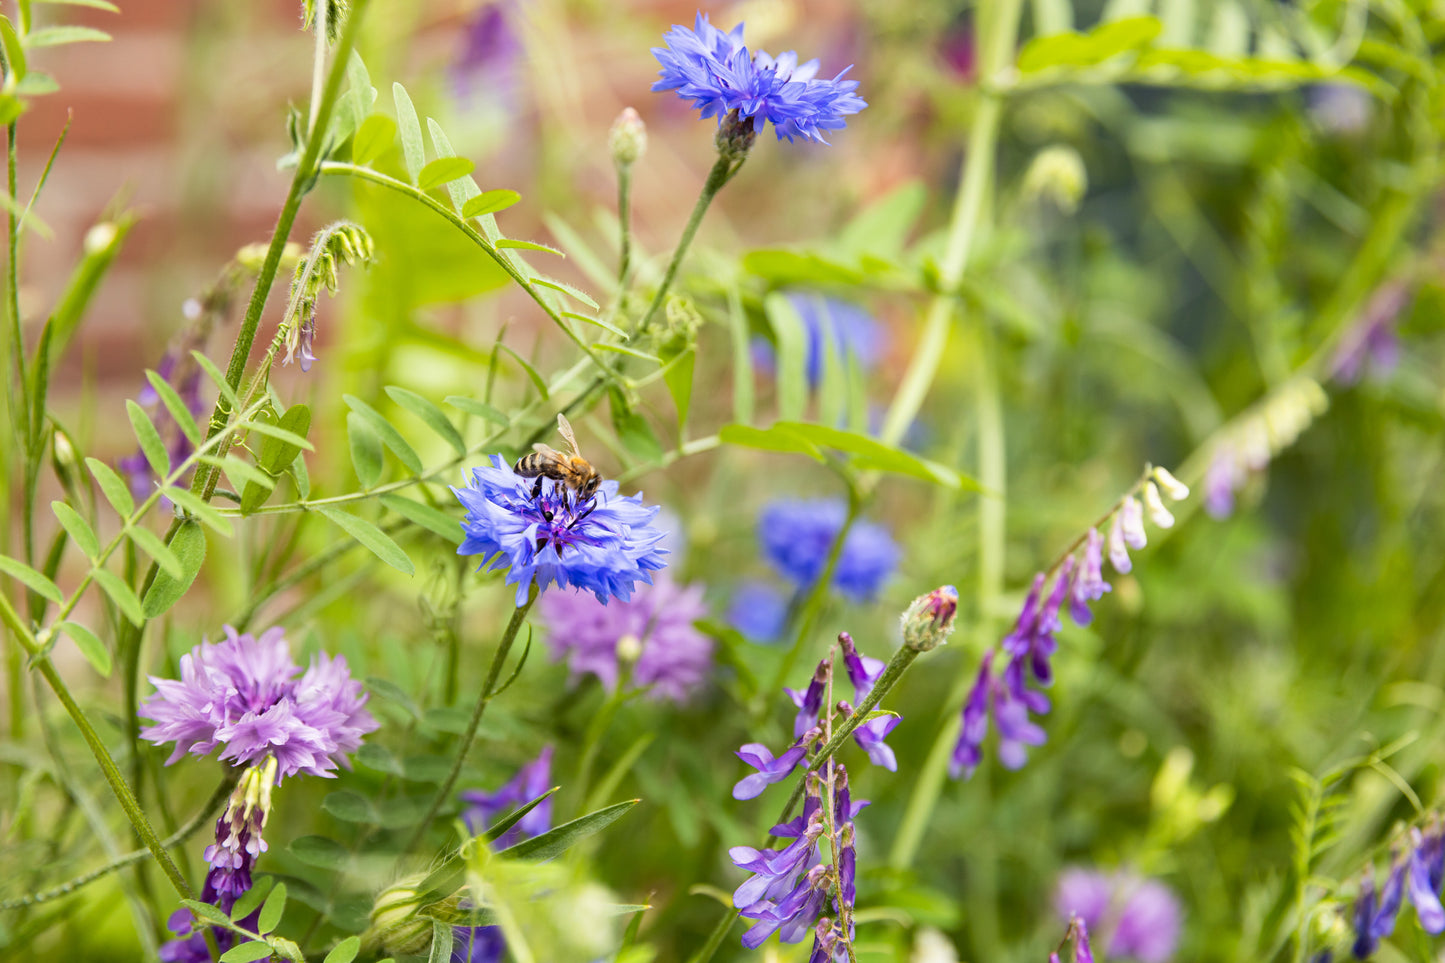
[609,107,647,167]
[901,585,958,652]
[1120,496,1147,549]
[50,428,79,492]
[716,109,757,160]
[84,222,118,254]
[1022,145,1087,214]
[1152,466,1190,502]
[615,632,643,666]
[1143,482,1175,529]
[369,875,433,958]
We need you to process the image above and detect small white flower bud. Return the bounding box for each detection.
[1143,482,1175,529]
[1107,513,1132,574]
[84,222,117,254]
[615,633,643,666]
[1120,496,1148,549]
[609,107,648,167]
[1022,145,1087,214]
[1152,466,1190,502]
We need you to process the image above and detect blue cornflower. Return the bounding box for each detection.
[453,456,668,606]
[759,499,898,603]
[729,579,790,642]
[652,13,866,144]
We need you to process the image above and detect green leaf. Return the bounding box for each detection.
[593,343,661,363]
[483,788,559,843]
[0,554,63,604]
[145,369,202,447]
[660,347,695,432]
[257,882,288,934]
[342,395,422,474]
[126,400,169,477]
[346,412,384,489]
[354,742,403,776]
[384,386,466,456]
[499,799,639,862]
[561,310,626,338]
[141,520,206,619]
[94,569,144,626]
[494,345,549,400]
[230,876,275,922]
[259,404,311,473]
[26,25,110,46]
[392,82,425,184]
[180,899,231,926]
[417,156,474,191]
[0,17,27,81]
[351,114,396,166]
[14,70,56,94]
[774,421,973,488]
[444,396,508,425]
[530,276,598,310]
[244,415,315,457]
[0,94,24,126]
[58,622,109,676]
[762,293,808,421]
[126,526,183,579]
[425,118,479,215]
[1017,15,1162,71]
[717,423,823,461]
[379,494,463,545]
[290,835,349,871]
[316,507,415,575]
[461,189,520,218]
[35,0,120,10]
[610,398,663,463]
[322,790,377,823]
[191,350,237,409]
[219,941,274,963]
[164,487,235,538]
[86,457,133,517]
[196,455,276,495]
[427,921,453,963]
[323,936,361,963]
[496,238,563,257]
[365,676,419,718]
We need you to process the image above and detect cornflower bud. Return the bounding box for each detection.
[609,106,647,166]
[901,585,958,652]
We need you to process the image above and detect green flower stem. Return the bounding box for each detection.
[189,0,370,503]
[0,591,194,901]
[617,161,634,285]
[407,589,538,853]
[634,152,741,337]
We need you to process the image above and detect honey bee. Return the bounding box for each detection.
[514,413,602,500]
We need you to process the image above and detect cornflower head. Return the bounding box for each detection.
[139,625,377,781]
[459,745,554,850]
[453,455,669,606]
[901,585,959,652]
[758,499,899,603]
[538,574,713,703]
[951,466,1187,780]
[651,13,866,146]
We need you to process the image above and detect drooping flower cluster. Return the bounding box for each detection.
[119,341,209,500]
[459,745,554,851]
[759,499,899,603]
[1331,280,1409,385]
[1350,822,1445,959]
[652,13,867,144]
[950,468,1188,780]
[1055,868,1182,963]
[204,758,278,905]
[538,574,714,703]
[751,293,885,387]
[139,625,378,780]
[454,455,669,606]
[1201,377,1328,518]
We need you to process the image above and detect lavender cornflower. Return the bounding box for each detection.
[459,746,554,850]
[1055,868,1183,963]
[751,294,885,387]
[139,625,377,781]
[652,13,866,144]
[538,574,713,703]
[729,579,789,642]
[454,455,669,606]
[759,499,899,603]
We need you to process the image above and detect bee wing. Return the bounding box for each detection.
[556,413,582,458]
[532,443,559,455]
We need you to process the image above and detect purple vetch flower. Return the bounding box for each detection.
[1069,529,1111,626]
[734,739,812,800]
[993,684,1047,770]
[119,345,209,501]
[651,13,867,144]
[139,626,377,781]
[1055,868,1183,963]
[204,758,276,904]
[1352,869,1379,959]
[785,660,830,738]
[1074,917,1095,963]
[459,745,554,850]
[1407,825,1445,934]
[838,631,884,701]
[454,455,669,606]
[729,579,790,642]
[159,876,255,962]
[949,651,994,780]
[451,0,523,109]
[842,700,900,771]
[451,924,506,963]
[1332,281,1409,385]
[538,574,713,703]
[751,294,885,387]
[1202,447,1244,519]
[758,499,899,603]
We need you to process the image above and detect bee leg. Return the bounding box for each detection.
[530,476,544,500]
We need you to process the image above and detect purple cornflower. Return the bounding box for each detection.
[733,737,812,800]
[459,745,554,850]
[759,499,899,603]
[729,579,789,642]
[785,660,829,738]
[119,346,208,500]
[1408,825,1445,934]
[752,294,885,387]
[538,574,713,704]
[1055,868,1183,963]
[651,13,866,144]
[1333,281,1409,385]
[139,625,377,781]
[454,455,668,606]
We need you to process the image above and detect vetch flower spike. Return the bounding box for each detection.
[785,660,830,738]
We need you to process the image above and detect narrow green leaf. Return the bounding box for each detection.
[126,400,170,477]
[322,790,377,823]
[126,526,183,579]
[775,421,973,489]
[461,189,520,218]
[0,16,27,81]
[239,419,316,453]
[289,835,349,870]
[660,347,695,432]
[351,114,396,166]
[494,346,549,400]
[50,502,98,559]
[94,569,144,626]
[384,386,466,456]
[426,118,480,214]
[145,369,202,446]
[164,488,235,538]
[191,350,237,408]
[316,507,415,575]
[180,900,231,926]
[347,412,384,489]
[427,921,453,963]
[257,881,288,933]
[717,423,824,461]
[86,457,134,517]
[417,156,474,191]
[392,82,425,183]
[35,0,121,10]
[726,285,754,425]
[610,397,663,462]
[323,936,361,963]
[342,395,422,474]
[594,343,661,363]
[364,676,419,718]
[230,876,275,922]
[496,238,563,257]
[379,494,463,545]
[58,622,109,676]
[561,310,627,338]
[483,788,559,843]
[530,276,598,310]
[26,25,111,46]
[0,554,63,604]
[258,404,312,473]
[197,455,276,495]
[498,799,639,862]
[444,396,508,425]
[355,742,403,775]
[14,70,56,94]
[219,941,273,963]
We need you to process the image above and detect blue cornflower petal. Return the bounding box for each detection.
[759,499,898,603]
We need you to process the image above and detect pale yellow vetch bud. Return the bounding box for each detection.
[1152,466,1190,502]
[84,222,118,254]
[911,926,960,963]
[609,107,647,167]
[1022,145,1088,214]
[1143,482,1174,529]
